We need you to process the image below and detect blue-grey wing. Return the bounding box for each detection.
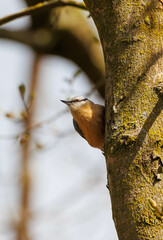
[73,119,85,139]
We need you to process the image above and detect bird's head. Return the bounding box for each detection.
[61,96,91,111]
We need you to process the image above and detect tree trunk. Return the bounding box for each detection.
[84,0,163,239]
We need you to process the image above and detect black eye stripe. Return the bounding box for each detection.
[71,98,88,103]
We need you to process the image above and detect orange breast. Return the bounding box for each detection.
[80,117,104,150]
[71,103,105,150]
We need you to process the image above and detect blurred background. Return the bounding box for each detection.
[0,1,118,239]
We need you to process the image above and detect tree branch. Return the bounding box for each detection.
[16,54,42,240]
[0,0,87,26]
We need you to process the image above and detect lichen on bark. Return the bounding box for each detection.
[84,0,163,239]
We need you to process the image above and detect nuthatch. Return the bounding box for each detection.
[61,96,105,150]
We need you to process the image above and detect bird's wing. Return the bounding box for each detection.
[73,118,85,139]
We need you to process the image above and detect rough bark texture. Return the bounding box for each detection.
[84,0,163,239]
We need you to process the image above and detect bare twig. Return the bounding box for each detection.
[0,134,19,140]
[0,0,87,26]
[16,54,42,240]
[0,109,67,141]
[33,109,67,127]
[18,84,29,118]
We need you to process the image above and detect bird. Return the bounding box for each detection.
[61,96,105,150]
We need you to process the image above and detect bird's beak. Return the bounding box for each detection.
[60,100,72,105]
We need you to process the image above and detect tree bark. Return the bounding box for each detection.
[84,0,163,239]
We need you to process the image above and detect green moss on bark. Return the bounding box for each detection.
[84,0,163,239]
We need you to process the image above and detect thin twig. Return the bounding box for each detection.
[0,0,87,26]
[20,95,30,118]
[0,134,19,140]
[0,109,67,141]
[16,54,42,240]
[33,109,67,127]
